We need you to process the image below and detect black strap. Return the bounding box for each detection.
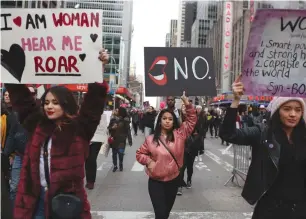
[159,138,180,170]
[43,138,50,188]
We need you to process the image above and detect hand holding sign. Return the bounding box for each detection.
[99,49,109,65]
[231,75,244,108]
[232,75,244,101]
[181,91,189,106]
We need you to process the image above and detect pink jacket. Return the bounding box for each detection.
[136,104,197,182]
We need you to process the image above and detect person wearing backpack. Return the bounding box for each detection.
[177,104,205,196]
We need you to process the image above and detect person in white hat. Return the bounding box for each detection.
[219,78,306,219]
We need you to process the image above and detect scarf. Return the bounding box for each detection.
[1,114,7,149]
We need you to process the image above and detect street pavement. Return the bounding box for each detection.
[87,133,254,219]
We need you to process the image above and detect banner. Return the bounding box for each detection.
[242,9,306,97]
[144,47,216,96]
[1,9,103,84]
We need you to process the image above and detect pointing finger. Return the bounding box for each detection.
[234,74,242,83]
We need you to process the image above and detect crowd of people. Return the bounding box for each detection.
[1,49,306,219]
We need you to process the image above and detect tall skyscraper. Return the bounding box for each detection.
[165,33,171,47]
[169,19,178,47]
[1,0,62,8]
[64,0,133,89]
[177,0,197,47]
[191,1,218,48]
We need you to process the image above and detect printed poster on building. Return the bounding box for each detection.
[242,9,306,97]
[144,47,217,96]
[1,9,103,84]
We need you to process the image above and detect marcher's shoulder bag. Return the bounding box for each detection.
[43,139,83,219]
[159,138,181,171]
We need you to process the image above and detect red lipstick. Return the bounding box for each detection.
[47,111,54,116]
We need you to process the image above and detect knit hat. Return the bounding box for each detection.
[266,97,306,119]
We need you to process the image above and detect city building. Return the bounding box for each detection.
[177,0,197,47]
[1,0,62,8]
[176,0,186,47]
[165,33,171,47]
[169,19,178,47]
[64,0,133,91]
[191,1,218,48]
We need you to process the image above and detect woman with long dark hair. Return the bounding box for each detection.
[220,78,306,219]
[6,50,109,219]
[136,92,197,219]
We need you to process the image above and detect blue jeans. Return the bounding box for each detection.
[10,155,22,206]
[33,187,46,219]
[112,148,125,167]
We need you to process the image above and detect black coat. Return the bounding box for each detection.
[108,116,132,149]
[142,111,157,129]
[219,108,306,207]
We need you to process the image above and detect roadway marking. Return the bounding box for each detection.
[90,211,253,219]
[131,161,145,171]
[97,162,113,171]
[195,162,211,171]
[205,150,233,172]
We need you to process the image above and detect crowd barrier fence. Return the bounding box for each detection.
[224,144,252,187]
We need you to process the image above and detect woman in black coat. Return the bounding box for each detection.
[220,79,306,219]
[177,104,204,195]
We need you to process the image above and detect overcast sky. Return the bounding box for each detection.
[131,0,179,107]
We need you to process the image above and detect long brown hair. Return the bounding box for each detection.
[40,86,79,128]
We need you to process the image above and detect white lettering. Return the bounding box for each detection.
[192,56,209,80]
[174,57,188,80]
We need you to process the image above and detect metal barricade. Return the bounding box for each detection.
[224,144,252,187]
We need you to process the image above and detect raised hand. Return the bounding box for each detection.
[232,75,244,101]
[99,48,109,65]
[181,91,189,106]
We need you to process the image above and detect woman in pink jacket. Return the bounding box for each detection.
[136,92,197,219]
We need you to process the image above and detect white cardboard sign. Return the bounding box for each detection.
[1,9,103,84]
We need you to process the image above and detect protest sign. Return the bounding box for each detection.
[91,111,112,143]
[242,9,306,97]
[144,47,216,96]
[1,9,103,84]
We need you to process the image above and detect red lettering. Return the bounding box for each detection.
[81,13,89,27]
[52,13,62,27]
[71,13,80,26]
[33,56,79,73]
[46,57,56,72]
[226,3,231,9]
[34,56,44,72]
[63,13,71,25]
[52,12,99,27]
[58,56,68,72]
[90,12,99,27]
[68,56,79,72]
